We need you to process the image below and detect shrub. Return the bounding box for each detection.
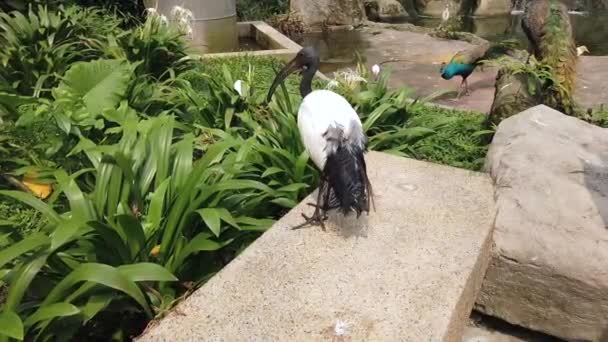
[0,5,124,97]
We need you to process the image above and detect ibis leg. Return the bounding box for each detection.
[291,178,329,230]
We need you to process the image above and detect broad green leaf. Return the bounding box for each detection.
[81,294,113,321]
[57,59,133,116]
[277,183,308,193]
[150,116,174,188]
[294,151,310,182]
[87,222,131,263]
[144,177,171,237]
[0,233,49,269]
[42,263,152,317]
[235,217,276,231]
[0,311,23,340]
[271,198,298,208]
[24,303,80,328]
[175,233,234,269]
[0,190,60,223]
[216,208,239,229]
[118,263,177,282]
[54,170,96,221]
[172,134,194,194]
[50,219,88,251]
[116,215,145,259]
[261,167,284,178]
[196,208,221,237]
[4,252,50,312]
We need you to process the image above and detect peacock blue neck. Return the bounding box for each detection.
[440,62,476,80]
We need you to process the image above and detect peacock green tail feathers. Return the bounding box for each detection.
[538,0,578,115]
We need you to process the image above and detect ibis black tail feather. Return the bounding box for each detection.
[322,128,372,218]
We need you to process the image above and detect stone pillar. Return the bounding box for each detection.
[291,0,367,30]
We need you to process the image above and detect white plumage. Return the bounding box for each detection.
[266,46,373,229]
[297,90,365,170]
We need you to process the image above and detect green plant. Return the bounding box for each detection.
[236,0,289,20]
[0,5,124,97]
[91,8,195,81]
[0,110,302,340]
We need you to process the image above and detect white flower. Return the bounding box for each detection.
[336,69,367,84]
[442,6,450,21]
[145,7,157,16]
[170,5,193,36]
[371,64,380,77]
[171,5,193,21]
[233,80,244,96]
[334,320,351,336]
[159,14,168,25]
[327,80,339,90]
[577,45,589,56]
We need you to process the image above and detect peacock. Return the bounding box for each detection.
[521,0,578,115]
[440,41,514,98]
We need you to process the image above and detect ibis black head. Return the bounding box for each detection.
[267,47,320,103]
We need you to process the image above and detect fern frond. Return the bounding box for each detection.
[538,0,577,115]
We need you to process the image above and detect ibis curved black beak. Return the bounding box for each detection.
[266,57,301,103]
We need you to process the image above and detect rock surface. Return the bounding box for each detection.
[136,152,496,341]
[315,25,608,113]
[472,0,513,16]
[487,54,541,127]
[365,0,409,20]
[414,0,462,17]
[352,26,502,113]
[478,105,608,341]
[291,0,367,30]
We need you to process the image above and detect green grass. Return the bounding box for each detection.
[409,106,490,171]
[0,199,45,246]
[194,55,489,171]
[191,55,325,95]
[236,0,289,20]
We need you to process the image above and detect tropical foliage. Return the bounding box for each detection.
[0,4,491,341]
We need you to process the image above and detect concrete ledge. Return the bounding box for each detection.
[201,21,300,62]
[137,152,496,341]
[200,21,330,81]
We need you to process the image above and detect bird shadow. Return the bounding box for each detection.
[325,210,370,239]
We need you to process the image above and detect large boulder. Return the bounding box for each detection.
[364,0,409,20]
[472,0,513,16]
[414,0,511,17]
[414,0,462,17]
[478,105,608,341]
[291,0,367,30]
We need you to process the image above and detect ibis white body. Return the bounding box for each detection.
[297,89,366,170]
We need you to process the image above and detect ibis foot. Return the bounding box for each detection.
[291,211,328,230]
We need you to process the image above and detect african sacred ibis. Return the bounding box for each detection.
[266,47,374,230]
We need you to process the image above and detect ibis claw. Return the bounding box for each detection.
[291,211,327,230]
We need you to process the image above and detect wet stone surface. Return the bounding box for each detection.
[301,26,608,113]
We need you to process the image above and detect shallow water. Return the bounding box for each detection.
[296,12,608,75]
[387,12,608,56]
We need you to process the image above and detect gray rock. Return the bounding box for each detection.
[478,105,608,341]
[487,54,541,127]
[290,0,367,30]
[414,0,461,17]
[376,0,409,18]
[473,0,513,16]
